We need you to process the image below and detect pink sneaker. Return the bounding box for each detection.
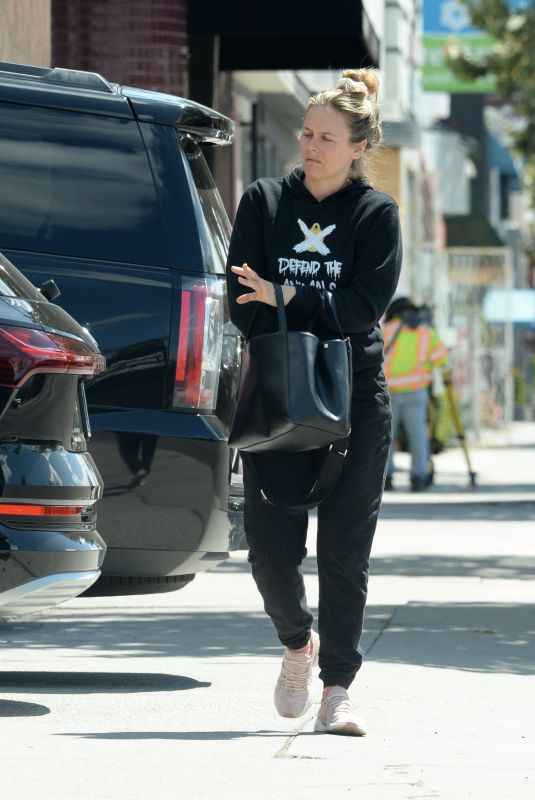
[274,629,319,718]
[314,686,367,736]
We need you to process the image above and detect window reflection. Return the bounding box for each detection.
[180,136,231,274]
[0,252,42,299]
[0,103,166,265]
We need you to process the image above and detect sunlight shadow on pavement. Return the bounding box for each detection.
[218,552,535,580]
[0,672,209,693]
[366,601,535,675]
[55,729,290,740]
[0,699,50,717]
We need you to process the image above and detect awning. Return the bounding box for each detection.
[446,206,504,248]
[187,1,380,70]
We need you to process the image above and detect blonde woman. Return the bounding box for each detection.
[227,69,402,736]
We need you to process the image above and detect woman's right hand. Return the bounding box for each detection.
[231,263,295,307]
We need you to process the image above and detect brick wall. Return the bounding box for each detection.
[52,0,189,96]
[0,0,51,66]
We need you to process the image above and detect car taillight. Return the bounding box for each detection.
[173,277,223,412]
[0,325,106,388]
[0,504,84,517]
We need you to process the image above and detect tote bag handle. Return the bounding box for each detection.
[244,282,345,341]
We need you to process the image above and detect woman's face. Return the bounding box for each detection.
[299,105,366,183]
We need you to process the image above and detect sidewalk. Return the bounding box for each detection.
[385,419,535,496]
[353,422,535,797]
[1,424,534,800]
[475,420,535,449]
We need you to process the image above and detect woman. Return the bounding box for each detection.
[226,68,402,736]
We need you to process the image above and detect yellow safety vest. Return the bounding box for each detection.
[383,319,449,393]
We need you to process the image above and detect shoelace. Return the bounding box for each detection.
[279,651,313,690]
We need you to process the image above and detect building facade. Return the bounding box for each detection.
[0,0,51,66]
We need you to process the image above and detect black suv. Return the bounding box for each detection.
[0,61,242,596]
[0,251,106,617]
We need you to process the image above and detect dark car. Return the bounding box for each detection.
[0,61,243,596]
[0,252,106,617]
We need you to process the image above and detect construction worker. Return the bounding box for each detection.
[383,296,449,492]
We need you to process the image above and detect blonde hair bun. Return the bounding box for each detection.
[339,68,379,98]
[304,66,382,181]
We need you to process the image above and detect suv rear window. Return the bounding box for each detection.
[0,102,166,265]
[180,136,231,275]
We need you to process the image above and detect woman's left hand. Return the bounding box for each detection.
[231,263,277,306]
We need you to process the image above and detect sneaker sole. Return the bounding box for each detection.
[314,718,367,736]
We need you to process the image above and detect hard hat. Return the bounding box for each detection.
[385,295,419,321]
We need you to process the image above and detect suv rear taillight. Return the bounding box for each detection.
[173,277,223,412]
[0,504,84,517]
[0,325,106,388]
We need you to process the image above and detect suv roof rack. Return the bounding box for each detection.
[0,62,116,94]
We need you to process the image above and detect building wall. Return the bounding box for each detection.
[0,0,51,66]
[381,0,420,122]
[362,0,383,42]
[52,0,189,96]
[370,146,401,206]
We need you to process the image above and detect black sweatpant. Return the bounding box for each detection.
[242,366,392,689]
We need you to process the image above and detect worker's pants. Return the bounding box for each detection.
[387,387,429,479]
[241,367,392,689]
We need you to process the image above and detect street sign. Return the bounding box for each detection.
[422,0,529,93]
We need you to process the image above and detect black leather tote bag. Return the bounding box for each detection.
[229,284,352,454]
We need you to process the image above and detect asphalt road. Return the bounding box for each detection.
[1,426,534,800]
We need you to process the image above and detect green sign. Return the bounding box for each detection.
[423,33,497,93]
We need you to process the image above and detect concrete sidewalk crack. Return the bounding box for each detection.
[274,603,403,758]
[363,605,400,656]
[274,712,318,758]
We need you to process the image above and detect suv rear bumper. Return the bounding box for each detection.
[101,546,229,575]
[0,525,106,589]
[0,570,100,618]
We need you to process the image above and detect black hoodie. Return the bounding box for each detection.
[226,168,402,373]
